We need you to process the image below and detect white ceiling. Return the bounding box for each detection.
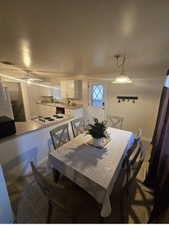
[0,0,169,81]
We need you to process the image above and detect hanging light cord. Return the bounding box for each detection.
[114,54,126,75]
[121,56,126,75]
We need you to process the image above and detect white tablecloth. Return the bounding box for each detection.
[49,127,134,217]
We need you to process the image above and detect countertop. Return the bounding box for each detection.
[37,102,83,109]
[0,116,73,144]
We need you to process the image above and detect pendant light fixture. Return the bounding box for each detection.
[112,54,132,84]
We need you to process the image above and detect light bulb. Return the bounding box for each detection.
[112,76,132,84]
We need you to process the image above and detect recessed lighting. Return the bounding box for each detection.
[26,80,31,84]
[112,76,132,84]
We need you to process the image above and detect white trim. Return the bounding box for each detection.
[164,75,169,88]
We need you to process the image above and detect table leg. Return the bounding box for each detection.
[99,216,105,223]
[52,168,60,183]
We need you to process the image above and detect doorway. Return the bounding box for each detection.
[87,82,106,123]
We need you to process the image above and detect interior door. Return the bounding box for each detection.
[87,82,106,123]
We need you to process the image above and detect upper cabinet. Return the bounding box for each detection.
[60,80,82,99]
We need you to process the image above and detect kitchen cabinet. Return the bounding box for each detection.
[60,80,82,99]
[65,107,84,119]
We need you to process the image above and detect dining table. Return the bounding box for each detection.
[49,127,134,218]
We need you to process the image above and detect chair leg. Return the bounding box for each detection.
[120,190,129,223]
[120,196,125,222]
[99,216,104,223]
[52,168,60,183]
[47,200,53,223]
[71,217,77,223]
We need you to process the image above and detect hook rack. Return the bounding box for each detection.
[117,96,138,103]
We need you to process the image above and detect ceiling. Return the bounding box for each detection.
[0,0,169,82]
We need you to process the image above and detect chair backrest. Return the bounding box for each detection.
[126,141,146,186]
[125,137,139,161]
[30,161,65,210]
[50,124,70,150]
[125,128,142,160]
[71,118,85,137]
[107,116,124,129]
[134,128,142,142]
[114,141,145,194]
[30,161,53,197]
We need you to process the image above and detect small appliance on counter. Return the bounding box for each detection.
[56,106,65,115]
[0,116,16,139]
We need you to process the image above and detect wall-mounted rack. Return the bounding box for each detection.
[117,96,138,103]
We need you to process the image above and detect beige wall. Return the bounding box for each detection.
[27,84,61,118]
[83,78,164,141]
[106,79,164,141]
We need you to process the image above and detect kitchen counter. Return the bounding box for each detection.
[37,102,83,110]
[15,121,42,136]
[0,115,74,178]
[0,115,73,143]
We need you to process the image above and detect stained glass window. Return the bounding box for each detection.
[91,85,104,107]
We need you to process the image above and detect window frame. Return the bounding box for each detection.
[89,84,104,108]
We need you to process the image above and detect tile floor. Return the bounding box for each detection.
[7,141,154,223]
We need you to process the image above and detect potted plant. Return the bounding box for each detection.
[87,118,107,147]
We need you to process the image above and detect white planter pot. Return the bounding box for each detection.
[93,138,104,147]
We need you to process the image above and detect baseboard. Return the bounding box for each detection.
[142,136,152,143]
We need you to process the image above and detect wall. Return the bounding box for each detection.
[0,118,73,180]
[106,79,164,141]
[83,78,164,141]
[3,82,26,121]
[1,79,61,120]
[26,84,61,119]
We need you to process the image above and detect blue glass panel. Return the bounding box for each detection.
[91,85,104,107]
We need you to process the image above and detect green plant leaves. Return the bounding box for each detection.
[87,118,107,139]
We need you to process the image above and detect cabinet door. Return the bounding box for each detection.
[60,80,82,99]
[60,81,67,98]
[66,81,75,98]
[61,81,75,98]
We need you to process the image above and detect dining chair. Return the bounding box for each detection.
[30,161,99,223]
[50,123,70,150]
[112,141,146,222]
[71,118,86,137]
[124,128,142,161]
[149,206,169,223]
[49,124,70,181]
[134,128,142,142]
[107,116,124,129]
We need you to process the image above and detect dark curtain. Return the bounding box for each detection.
[144,72,169,221]
[145,86,169,188]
